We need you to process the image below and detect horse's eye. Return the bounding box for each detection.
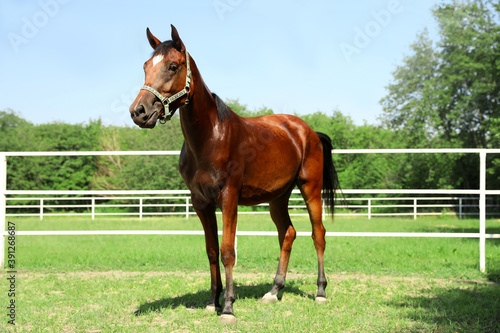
[169,64,178,72]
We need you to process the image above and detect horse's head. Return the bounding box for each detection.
[130,25,192,128]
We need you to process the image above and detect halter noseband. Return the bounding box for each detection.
[140,49,192,123]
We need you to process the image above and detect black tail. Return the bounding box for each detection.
[316,132,342,218]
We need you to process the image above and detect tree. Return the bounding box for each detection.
[432,0,499,149]
[0,111,102,191]
[0,109,30,131]
[380,0,500,190]
[0,109,33,152]
[91,117,186,191]
[10,121,101,191]
[225,99,274,117]
[379,30,439,147]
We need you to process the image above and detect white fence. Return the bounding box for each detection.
[1,149,500,272]
[4,194,499,220]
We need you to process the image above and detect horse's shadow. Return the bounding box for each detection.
[135,281,313,315]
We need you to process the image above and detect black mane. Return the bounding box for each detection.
[212,93,231,122]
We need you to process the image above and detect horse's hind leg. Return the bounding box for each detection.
[298,178,328,303]
[262,191,297,303]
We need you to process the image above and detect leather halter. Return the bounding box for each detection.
[141,49,192,123]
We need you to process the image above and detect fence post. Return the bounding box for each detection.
[413,199,417,220]
[0,153,7,269]
[139,198,143,221]
[368,199,371,220]
[235,225,238,267]
[186,197,189,219]
[459,198,462,219]
[479,150,486,273]
[40,199,44,221]
[91,198,95,220]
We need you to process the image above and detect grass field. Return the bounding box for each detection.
[2,215,500,332]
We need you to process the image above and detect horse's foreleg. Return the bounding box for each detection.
[193,200,222,311]
[218,189,238,324]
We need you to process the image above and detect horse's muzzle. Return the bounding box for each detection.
[130,103,159,128]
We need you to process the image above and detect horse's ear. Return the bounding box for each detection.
[171,24,185,52]
[146,28,161,50]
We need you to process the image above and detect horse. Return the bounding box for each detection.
[129,25,341,324]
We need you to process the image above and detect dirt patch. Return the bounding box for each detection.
[10,270,497,287]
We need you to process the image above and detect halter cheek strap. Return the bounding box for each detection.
[141,49,192,123]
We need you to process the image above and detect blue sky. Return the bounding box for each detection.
[0,0,440,127]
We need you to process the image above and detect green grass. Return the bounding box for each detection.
[5,271,499,332]
[2,215,500,332]
[12,214,500,234]
[9,215,500,277]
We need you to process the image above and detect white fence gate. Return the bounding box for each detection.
[1,149,499,272]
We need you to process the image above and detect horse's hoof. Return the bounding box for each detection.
[260,292,278,303]
[218,314,237,325]
[315,296,328,304]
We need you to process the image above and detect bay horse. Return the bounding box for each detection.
[129,25,340,324]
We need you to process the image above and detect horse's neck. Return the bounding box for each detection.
[179,84,221,155]
[179,58,233,157]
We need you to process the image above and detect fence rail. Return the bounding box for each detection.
[4,193,500,220]
[1,149,500,272]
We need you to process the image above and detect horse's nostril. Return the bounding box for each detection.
[134,104,145,117]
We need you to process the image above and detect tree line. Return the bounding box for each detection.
[0,106,402,192]
[1,0,498,197]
